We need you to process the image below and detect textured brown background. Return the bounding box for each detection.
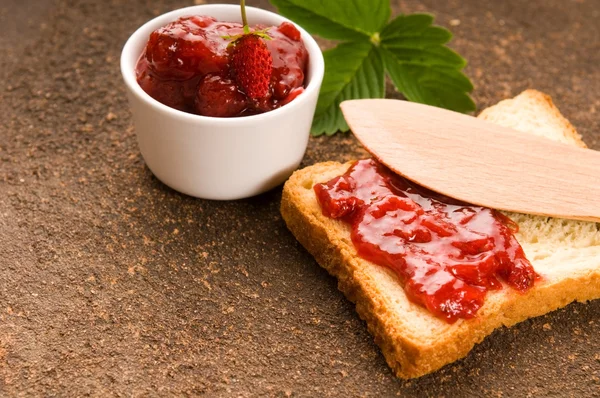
[1,0,599,396]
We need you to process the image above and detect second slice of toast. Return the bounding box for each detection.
[280,90,600,378]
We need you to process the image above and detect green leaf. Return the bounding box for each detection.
[311,40,385,136]
[269,0,390,41]
[380,14,475,113]
[381,13,434,37]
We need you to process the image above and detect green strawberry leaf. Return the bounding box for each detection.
[268,1,475,135]
[269,0,390,41]
[311,40,385,136]
[380,14,475,113]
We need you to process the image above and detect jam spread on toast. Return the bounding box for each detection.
[314,159,537,323]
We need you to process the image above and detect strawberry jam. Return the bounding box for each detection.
[314,159,537,323]
[136,16,308,117]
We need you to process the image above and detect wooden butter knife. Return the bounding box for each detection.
[340,99,600,222]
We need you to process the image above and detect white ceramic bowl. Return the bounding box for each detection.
[121,5,324,200]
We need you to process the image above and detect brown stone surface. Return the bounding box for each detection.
[1,0,599,396]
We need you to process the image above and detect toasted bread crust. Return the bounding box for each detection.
[281,164,429,377]
[479,89,587,148]
[280,90,600,378]
[281,163,600,378]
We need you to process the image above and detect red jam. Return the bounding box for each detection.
[136,16,308,117]
[314,159,537,323]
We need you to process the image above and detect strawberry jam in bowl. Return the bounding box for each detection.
[136,16,309,117]
[120,5,324,200]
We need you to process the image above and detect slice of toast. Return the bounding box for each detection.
[280,90,600,379]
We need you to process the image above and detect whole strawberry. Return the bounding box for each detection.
[231,35,273,99]
[194,74,247,117]
[227,0,273,100]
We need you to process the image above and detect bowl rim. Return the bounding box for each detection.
[120,4,325,126]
